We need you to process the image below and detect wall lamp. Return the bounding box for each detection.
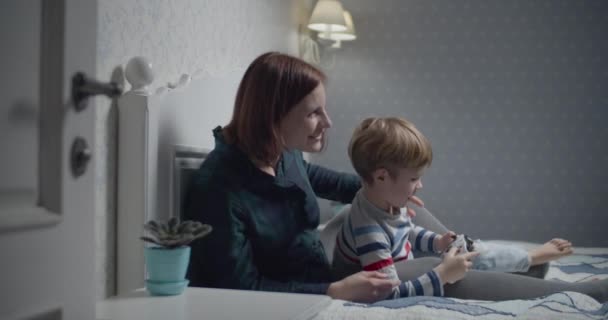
[308,0,356,47]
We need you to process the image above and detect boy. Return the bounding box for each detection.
[332,117,573,299]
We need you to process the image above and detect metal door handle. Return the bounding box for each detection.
[71,72,123,111]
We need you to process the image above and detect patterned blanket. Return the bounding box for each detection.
[547,253,608,283]
[316,292,607,320]
[314,246,608,320]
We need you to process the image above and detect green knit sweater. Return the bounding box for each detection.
[185,127,360,294]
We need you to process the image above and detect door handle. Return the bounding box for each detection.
[71,72,123,111]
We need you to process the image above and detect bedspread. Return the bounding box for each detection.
[313,244,608,320]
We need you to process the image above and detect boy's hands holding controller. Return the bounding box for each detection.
[434,231,457,252]
[434,247,480,284]
[404,197,480,285]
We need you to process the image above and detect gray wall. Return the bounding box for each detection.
[312,0,608,246]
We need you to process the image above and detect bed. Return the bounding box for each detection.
[116,56,608,319]
[316,206,608,319]
[319,238,608,319]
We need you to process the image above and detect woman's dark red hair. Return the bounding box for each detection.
[223,52,326,165]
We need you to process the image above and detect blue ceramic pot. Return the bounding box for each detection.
[144,246,191,295]
[145,279,189,296]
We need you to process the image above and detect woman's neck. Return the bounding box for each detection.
[250,156,279,177]
[234,140,280,177]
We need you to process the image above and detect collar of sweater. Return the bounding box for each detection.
[353,189,407,222]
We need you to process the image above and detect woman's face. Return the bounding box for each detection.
[279,83,332,153]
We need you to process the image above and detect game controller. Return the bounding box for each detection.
[448,234,475,253]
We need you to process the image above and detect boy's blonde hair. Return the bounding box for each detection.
[348,117,432,185]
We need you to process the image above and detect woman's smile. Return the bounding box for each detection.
[309,132,323,141]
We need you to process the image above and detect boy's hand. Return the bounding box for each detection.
[406,196,425,217]
[435,231,457,252]
[434,247,479,284]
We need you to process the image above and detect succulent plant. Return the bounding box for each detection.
[140,217,212,249]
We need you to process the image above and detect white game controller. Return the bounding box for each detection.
[447,234,475,253]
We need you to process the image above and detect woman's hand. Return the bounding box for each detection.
[327,271,400,303]
[434,231,457,252]
[433,247,479,284]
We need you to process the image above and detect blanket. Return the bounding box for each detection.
[313,246,608,320]
[547,253,608,283]
[316,292,607,320]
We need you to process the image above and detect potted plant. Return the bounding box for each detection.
[141,217,212,296]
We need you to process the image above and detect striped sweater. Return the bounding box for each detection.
[333,190,444,299]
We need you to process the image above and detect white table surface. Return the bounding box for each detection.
[96,287,331,320]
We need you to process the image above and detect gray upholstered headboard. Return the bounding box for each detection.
[171,145,209,220]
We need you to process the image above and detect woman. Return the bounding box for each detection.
[185,52,607,303]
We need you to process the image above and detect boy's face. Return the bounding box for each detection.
[374,167,425,209]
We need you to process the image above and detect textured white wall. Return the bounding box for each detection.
[94,0,312,299]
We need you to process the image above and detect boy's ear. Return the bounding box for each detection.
[372,168,388,182]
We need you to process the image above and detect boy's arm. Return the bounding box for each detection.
[409,224,441,253]
[352,224,444,298]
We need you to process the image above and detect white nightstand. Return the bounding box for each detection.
[97,287,331,320]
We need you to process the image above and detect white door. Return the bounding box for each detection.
[0,1,102,319]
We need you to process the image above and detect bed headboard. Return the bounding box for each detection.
[116,57,240,294]
[172,145,209,220]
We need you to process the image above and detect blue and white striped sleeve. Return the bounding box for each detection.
[409,225,439,253]
[396,270,444,298]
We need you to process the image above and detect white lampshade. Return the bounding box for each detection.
[308,0,347,33]
[318,10,356,41]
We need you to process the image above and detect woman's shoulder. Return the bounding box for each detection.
[185,150,247,218]
[193,147,241,187]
